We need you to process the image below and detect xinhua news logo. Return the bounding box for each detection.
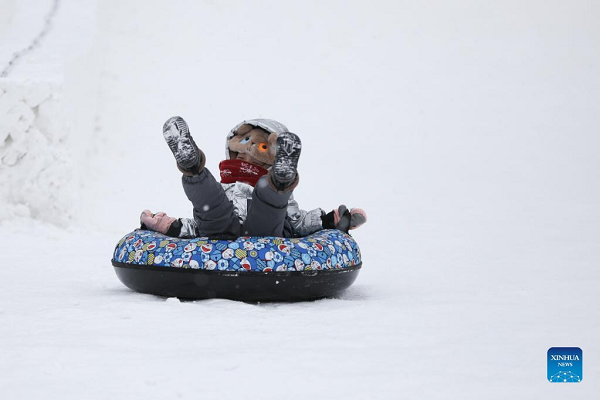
[547,347,582,383]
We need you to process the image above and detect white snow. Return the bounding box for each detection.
[1,0,599,399]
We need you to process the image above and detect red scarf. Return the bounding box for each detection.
[219,159,269,186]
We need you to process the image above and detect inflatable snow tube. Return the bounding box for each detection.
[111,229,362,301]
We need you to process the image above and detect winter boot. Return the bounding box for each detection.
[269,131,302,191]
[163,116,205,175]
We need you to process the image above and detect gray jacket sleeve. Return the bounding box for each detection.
[286,196,325,237]
[178,217,199,238]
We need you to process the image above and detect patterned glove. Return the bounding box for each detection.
[321,205,367,233]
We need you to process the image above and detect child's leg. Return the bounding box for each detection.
[242,175,295,237]
[163,116,240,238]
[182,168,241,238]
[242,132,302,237]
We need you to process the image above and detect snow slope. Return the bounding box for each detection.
[1,0,599,399]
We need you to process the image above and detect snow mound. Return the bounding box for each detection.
[0,78,76,225]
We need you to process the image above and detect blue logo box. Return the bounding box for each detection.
[547,347,582,382]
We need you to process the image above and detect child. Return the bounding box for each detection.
[140,117,366,239]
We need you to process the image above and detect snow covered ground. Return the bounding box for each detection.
[1,0,599,398]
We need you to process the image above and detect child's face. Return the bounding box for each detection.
[228,126,275,168]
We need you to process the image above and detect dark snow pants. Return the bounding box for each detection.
[182,169,292,238]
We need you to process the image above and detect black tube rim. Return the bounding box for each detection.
[111,259,361,276]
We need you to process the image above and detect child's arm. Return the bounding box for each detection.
[286,200,367,236]
[321,205,367,233]
[286,198,326,237]
[140,210,198,238]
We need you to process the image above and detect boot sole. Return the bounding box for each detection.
[273,132,302,183]
[162,116,199,169]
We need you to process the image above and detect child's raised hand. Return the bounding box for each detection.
[322,205,367,233]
